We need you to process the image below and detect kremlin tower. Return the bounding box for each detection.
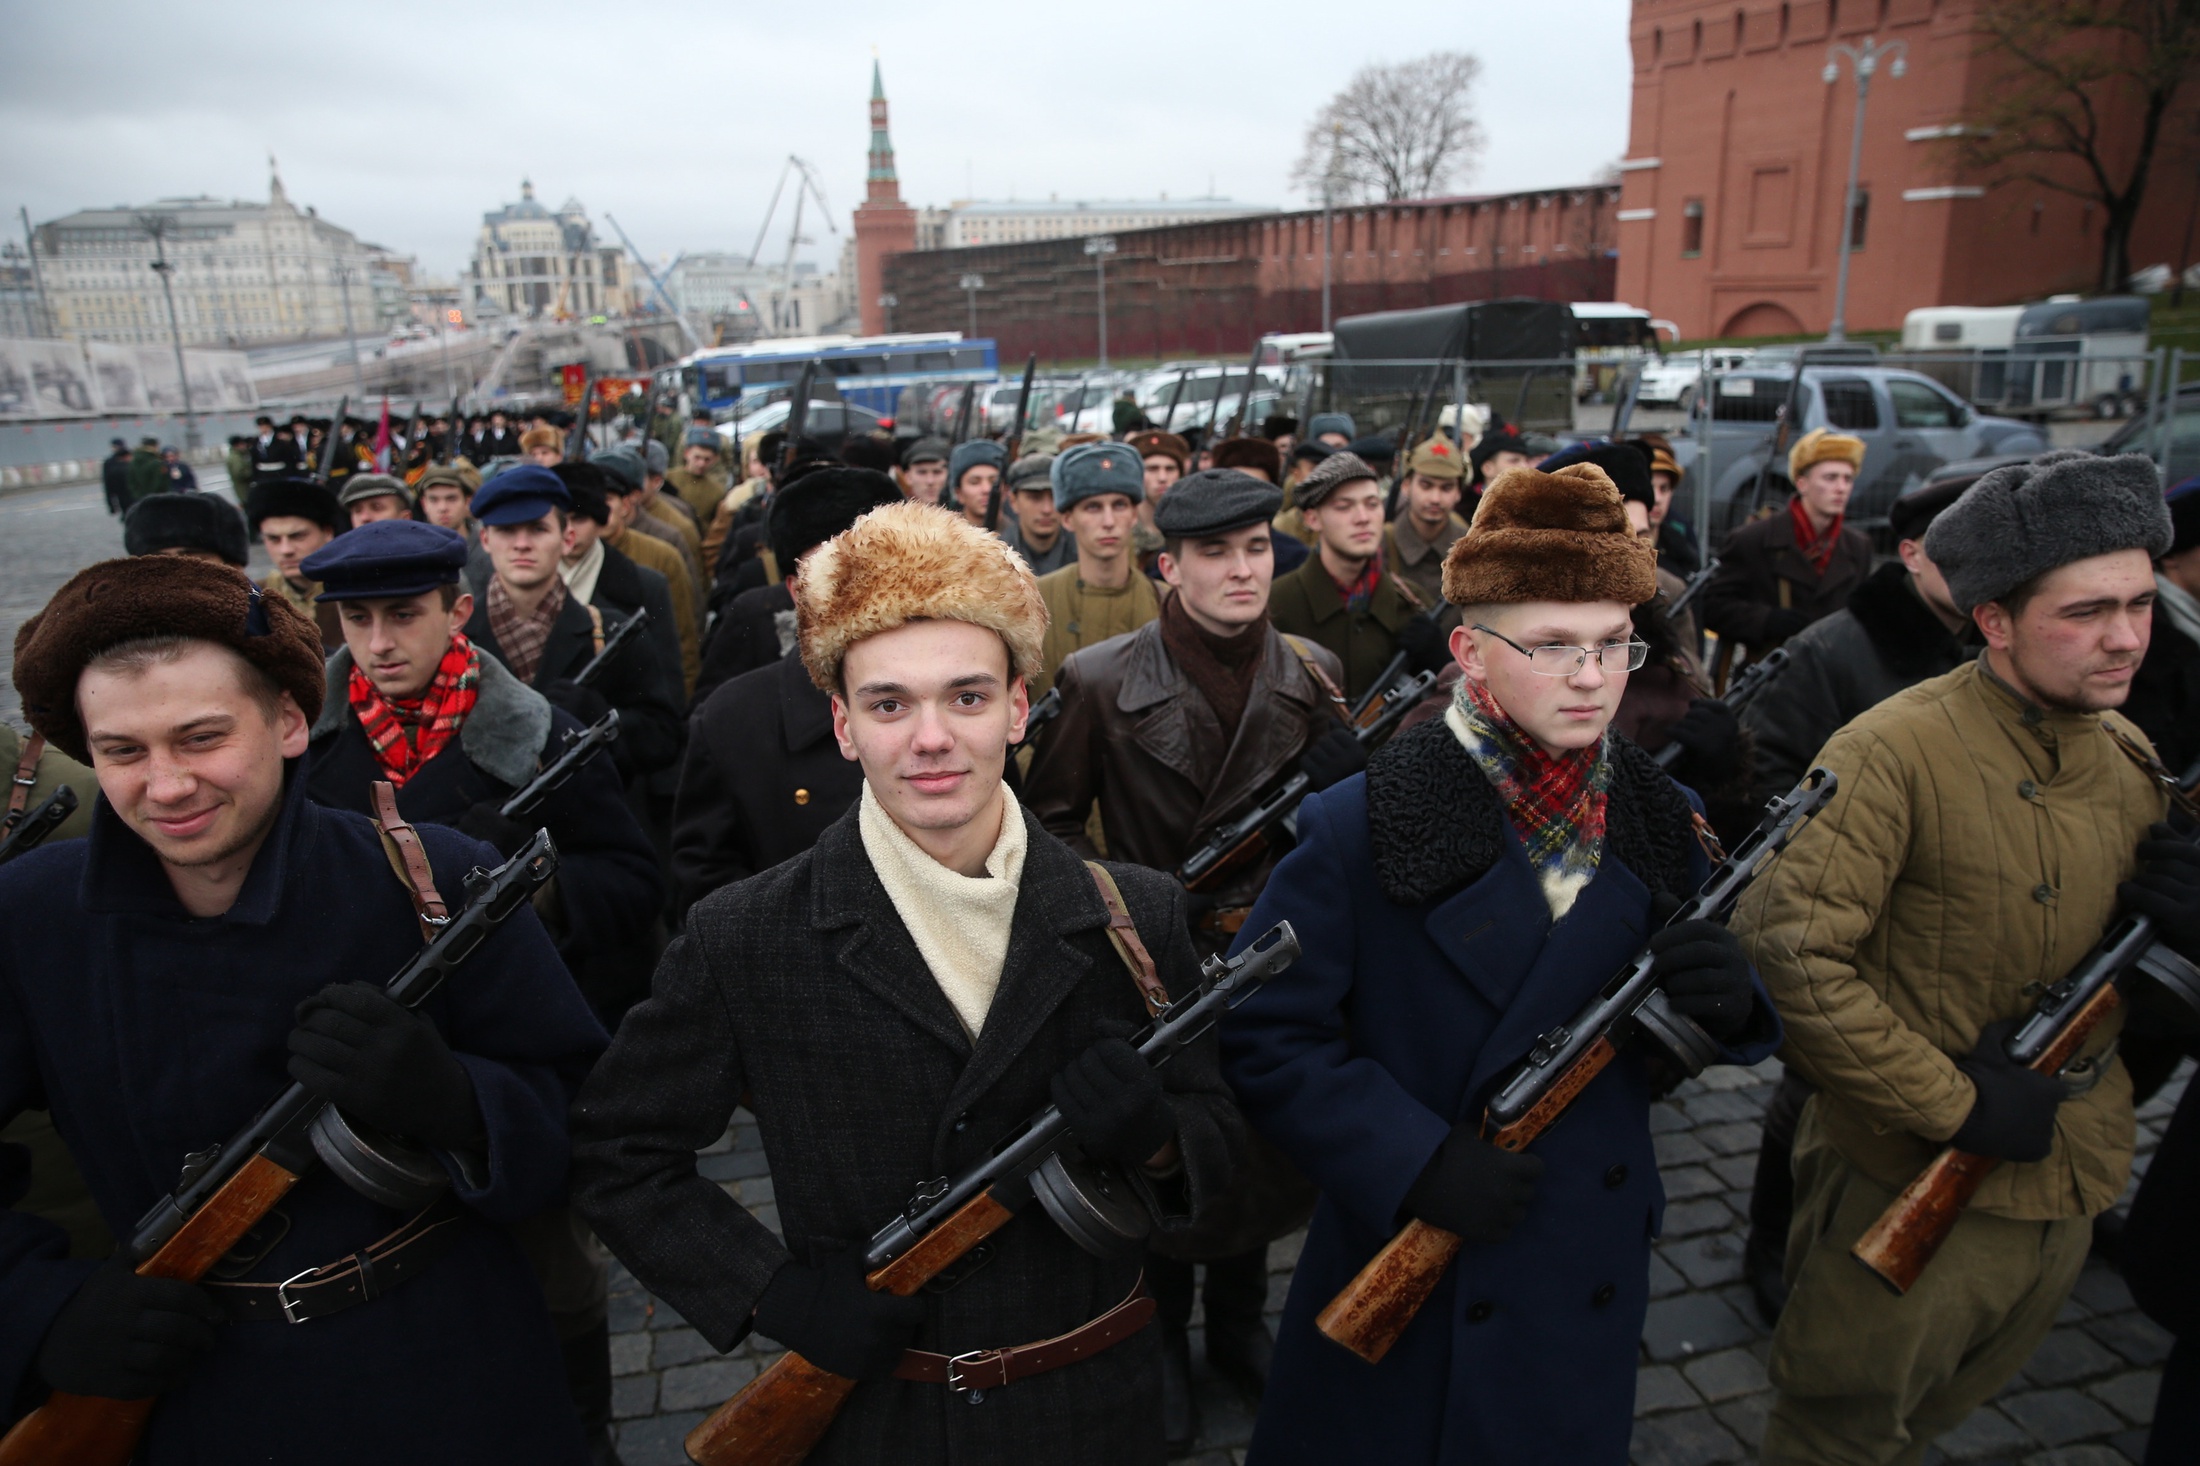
[852,60,917,336]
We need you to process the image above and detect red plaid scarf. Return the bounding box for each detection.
[1328,555,1383,613]
[348,633,481,787]
[1788,495,1843,575]
[1455,676,1610,899]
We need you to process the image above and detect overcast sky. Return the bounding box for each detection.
[3,0,1634,280]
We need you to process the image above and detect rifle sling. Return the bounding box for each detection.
[369,781,451,942]
[204,1195,464,1324]
[7,732,42,821]
[1084,863,1168,1017]
[1280,635,1350,724]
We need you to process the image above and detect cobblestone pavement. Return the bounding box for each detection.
[605,1056,2185,1466]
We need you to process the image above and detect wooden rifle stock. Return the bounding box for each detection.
[0,1153,302,1466]
[684,1192,1017,1466]
[1316,1036,1621,1363]
[1850,983,2123,1294]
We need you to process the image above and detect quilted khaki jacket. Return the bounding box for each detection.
[1732,654,2164,1220]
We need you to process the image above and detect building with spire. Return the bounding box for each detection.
[27,159,404,346]
[852,60,918,335]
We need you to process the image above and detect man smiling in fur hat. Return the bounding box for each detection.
[572,501,1245,1464]
[1222,462,1778,1465]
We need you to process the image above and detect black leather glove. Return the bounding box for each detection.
[1400,1125,1544,1244]
[455,801,535,857]
[753,1251,925,1380]
[2119,824,2200,962]
[287,983,485,1152]
[1296,724,1368,794]
[540,677,611,726]
[37,1259,224,1399]
[1051,1029,1177,1168]
[1663,698,1740,783]
[1395,613,1448,674]
[1649,918,1758,1042]
[1760,608,1812,644]
[1949,1019,2066,1163]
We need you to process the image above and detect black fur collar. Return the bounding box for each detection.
[1365,716,1697,907]
[1848,559,1968,678]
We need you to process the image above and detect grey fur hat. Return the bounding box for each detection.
[1923,451,2170,613]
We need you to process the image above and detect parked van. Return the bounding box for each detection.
[1900,306,2024,351]
[2003,294,2152,419]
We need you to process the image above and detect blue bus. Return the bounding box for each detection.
[672,332,997,423]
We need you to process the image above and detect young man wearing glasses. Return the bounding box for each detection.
[1219,462,1780,1465]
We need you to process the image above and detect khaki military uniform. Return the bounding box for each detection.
[1032,564,1162,698]
[260,568,343,652]
[1732,655,2163,1464]
[608,525,701,697]
[665,464,727,525]
[1383,511,1467,635]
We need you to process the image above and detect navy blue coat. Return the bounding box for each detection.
[1222,719,1780,1465]
[0,763,608,1464]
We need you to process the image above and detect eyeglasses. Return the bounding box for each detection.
[1472,624,1650,677]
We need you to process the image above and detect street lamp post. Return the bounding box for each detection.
[138,213,200,451]
[959,273,984,341]
[333,263,368,399]
[1321,122,1341,332]
[1822,36,1905,343]
[878,292,898,333]
[1084,236,1117,368]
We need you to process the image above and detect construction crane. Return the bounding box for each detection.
[603,212,704,350]
[749,156,838,334]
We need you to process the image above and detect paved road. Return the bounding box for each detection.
[604,1058,2182,1466]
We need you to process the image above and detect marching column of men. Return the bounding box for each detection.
[4,386,2199,1466]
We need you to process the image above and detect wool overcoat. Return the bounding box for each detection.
[571,803,1245,1466]
[1221,718,1780,1465]
[0,765,608,1464]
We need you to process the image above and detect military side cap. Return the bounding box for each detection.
[469,463,572,525]
[1051,442,1146,511]
[301,519,469,602]
[1152,469,1282,539]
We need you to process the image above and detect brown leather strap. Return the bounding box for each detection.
[892,1281,1155,1391]
[205,1199,464,1324]
[370,781,450,941]
[582,601,606,658]
[7,732,43,821]
[2103,719,2200,823]
[1085,862,1168,1018]
[1281,635,1351,724]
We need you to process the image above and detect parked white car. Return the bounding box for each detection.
[1636,348,1756,410]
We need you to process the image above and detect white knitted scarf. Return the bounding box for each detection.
[858,780,1028,1039]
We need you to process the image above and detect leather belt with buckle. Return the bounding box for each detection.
[892,1279,1155,1394]
[206,1197,465,1324]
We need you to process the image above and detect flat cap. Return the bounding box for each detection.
[301,520,469,602]
[1153,469,1282,540]
[123,492,251,567]
[1007,453,1056,493]
[1294,451,1380,511]
[412,465,474,499]
[337,473,411,509]
[1051,442,1145,511]
[469,463,571,525]
[1306,412,1356,442]
[1923,450,2170,613]
[14,556,325,762]
[902,436,951,467]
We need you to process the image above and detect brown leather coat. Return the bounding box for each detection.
[1023,620,1344,913]
[1699,506,1872,654]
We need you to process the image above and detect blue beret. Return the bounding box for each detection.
[948,440,1007,489]
[1051,442,1146,511]
[302,519,469,602]
[1152,469,1283,540]
[469,463,571,525]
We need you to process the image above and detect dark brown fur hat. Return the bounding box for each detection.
[1442,463,1658,608]
[14,556,326,762]
[1210,435,1282,483]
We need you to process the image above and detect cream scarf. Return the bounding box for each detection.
[858,781,1029,1039]
[558,535,606,606]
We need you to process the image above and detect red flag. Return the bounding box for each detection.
[373,397,392,471]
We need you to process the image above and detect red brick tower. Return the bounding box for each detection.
[853,60,917,336]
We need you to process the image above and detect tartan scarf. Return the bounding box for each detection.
[348,633,480,787]
[1445,675,1611,918]
[1328,554,1383,613]
[1788,495,1843,575]
[486,574,565,684]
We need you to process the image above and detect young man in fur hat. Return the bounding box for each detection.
[1029,442,1161,699]
[1701,427,1874,657]
[0,555,607,1465]
[122,491,251,571]
[1732,452,2200,1464]
[1025,466,1359,1449]
[1221,462,1778,1465]
[947,439,1009,530]
[574,502,1244,1466]
[247,477,347,652]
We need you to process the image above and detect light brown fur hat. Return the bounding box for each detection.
[1443,462,1658,608]
[795,500,1049,693]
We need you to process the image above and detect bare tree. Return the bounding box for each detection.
[1291,52,1485,204]
[1951,0,2200,292]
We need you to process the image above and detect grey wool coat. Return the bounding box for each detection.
[570,800,1244,1466]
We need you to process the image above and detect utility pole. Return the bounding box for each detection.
[20,207,54,337]
[333,262,368,399]
[959,273,984,341]
[878,292,897,334]
[1822,36,1905,343]
[1321,123,1341,332]
[1084,236,1116,368]
[139,213,200,450]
